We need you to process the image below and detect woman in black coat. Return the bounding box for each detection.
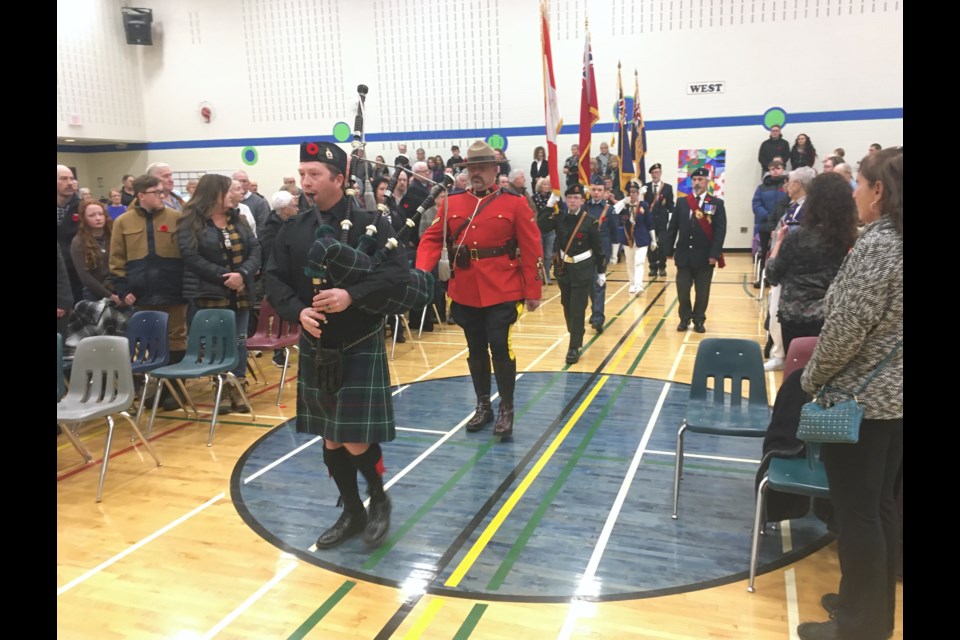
[178,174,262,413]
[530,146,550,184]
[789,133,818,169]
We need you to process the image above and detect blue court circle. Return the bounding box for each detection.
[231,373,830,602]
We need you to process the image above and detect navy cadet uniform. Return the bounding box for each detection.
[643,163,675,276]
[583,176,618,333]
[665,167,727,333]
[265,142,409,551]
[548,184,606,364]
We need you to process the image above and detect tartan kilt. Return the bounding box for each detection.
[295,329,396,443]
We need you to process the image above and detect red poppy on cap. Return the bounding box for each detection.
[306,142,320,156]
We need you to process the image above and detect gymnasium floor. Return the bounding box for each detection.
[56,254,903,639]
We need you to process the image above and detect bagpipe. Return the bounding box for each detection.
[301,85,434,316]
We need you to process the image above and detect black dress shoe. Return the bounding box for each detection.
[396,334,407,343]
[648,269,657,277]
[753,280,762,289]
[658,268,667,277]
[693,321,706,333]
[315,509,367,549]
[821,593,839,618]
[565,348,580,364]
[161,393,181,411]
[677,321,690,331]
[797,621,841,640]
[591,321,604,334]
[363,495,391,548]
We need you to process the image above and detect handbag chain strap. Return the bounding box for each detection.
[820,338,902,402]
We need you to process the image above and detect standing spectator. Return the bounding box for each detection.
[109,173,187,411]
[57,164,82,303]
[232,170,271,232]
[372,155,390,180]
[790,133,818,169]
[506,169,536,213]
[532,177,560,285]
[178,174,261,414]
[57,244,73,336]
[605,156,622,196]
[530,146,550,185]
[822,156,841,173]
[595,141,613,175]
[796,147,902,640]
[764,172,859,354]
[70,200,122,305]
[834,163,857,191]
[868,143,882,155]
[107,189,127,220]
[145,162,186,212]
[183,179,199,203]
[79,187,93,203]
[494,148,511,178]
[758,125,791,175]
[120,174,137,206]
[446,145,463,172]
[584,176,618,332]
[832,148,846,163]
[752,159,789,286]
[431,155,445,183]
[563,144,580,189]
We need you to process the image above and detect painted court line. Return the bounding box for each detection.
[398,427,449,436]
[244,436,323,484]
[57,493,225,596]
[401,598,445,640]
[668,343,687,380]
[202,559,299,639]
[645,449,761,465]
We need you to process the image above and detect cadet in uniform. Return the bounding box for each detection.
[416,141,543,439]
[665,167,727,333]
[643,163,675,277]
[547,184,606,364]
[584,176,618,333]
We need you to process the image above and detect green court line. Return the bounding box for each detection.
[452,603,489,640]
[286,580,356,640]
[486,376,629,589]
[152,414,270,428]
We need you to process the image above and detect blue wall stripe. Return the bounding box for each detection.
[56,107,902,154]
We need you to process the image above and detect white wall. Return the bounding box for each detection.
[57,0,903,247]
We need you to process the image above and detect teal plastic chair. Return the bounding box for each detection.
[56,336,162,502]
[747,442,830,592]
[145,309,256,446]
[672,338,770,518]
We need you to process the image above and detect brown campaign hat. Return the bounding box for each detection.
[455,140,507,167]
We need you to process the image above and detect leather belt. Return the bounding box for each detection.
[561,249,593,264]
[470,245,511,260]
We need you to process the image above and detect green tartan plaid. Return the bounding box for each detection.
[295,329,395,443]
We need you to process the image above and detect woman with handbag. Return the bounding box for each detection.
[178,174,262,414]
[796,147,903,640]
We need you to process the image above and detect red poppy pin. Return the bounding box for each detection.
[72,213,79,222]
[576,232,583,239]
[159,224,169,232]
[306,142,320,156]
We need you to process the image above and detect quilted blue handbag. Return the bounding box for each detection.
[797,340,901,444]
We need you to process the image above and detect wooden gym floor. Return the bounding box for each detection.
[56,254,903,639]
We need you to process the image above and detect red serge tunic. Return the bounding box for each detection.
[416,189,543,308]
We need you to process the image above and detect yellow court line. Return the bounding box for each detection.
[402,598,445,640]
[444,316,651,588]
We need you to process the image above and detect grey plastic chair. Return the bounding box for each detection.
[57,336,162,502]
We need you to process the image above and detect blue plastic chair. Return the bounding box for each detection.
[672,338,771,518]
[56,336,162,502]
[125,310,184,428]
[747,442,830,592]
[145,309,256,446]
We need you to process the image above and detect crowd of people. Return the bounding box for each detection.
[57,134,902,640]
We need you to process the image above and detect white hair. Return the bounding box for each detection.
[145,162,171,176]
[788,166,817,189]
[232,169,249,180]
[833,163,854,181]
[270,190,294,210]
[509,169,525,182]
[411,161,429,173]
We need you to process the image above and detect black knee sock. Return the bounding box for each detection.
[323,445,363,513]
[348,443,386,500]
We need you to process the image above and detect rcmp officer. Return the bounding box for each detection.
[643,163,675,277]
[265,141,408,551]
[665,166,727,333]
[416,140,543,439]
[584,176,618,333]
[547,184,607,364]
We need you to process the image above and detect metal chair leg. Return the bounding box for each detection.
[672,420,688,519]
[225,372,257,422]
[145,377,165,438]
[208,375,226,447]
[171,379,199,418]
[119,411,162,467]
[748,477,770,592]
[418,306,428,340]
[248,353,265,385]
[96,415,116,502]
[59,421,93,463]
[391,315,399,360]
[276,347,290,406]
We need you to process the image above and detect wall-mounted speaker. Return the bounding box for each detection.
[122,8,153,46]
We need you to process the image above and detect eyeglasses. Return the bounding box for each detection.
[141,189,164,196]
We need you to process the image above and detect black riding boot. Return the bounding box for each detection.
[316,446,367,549]
[492,358,517,438]
[348,443,391,549]
[465,356,494,432]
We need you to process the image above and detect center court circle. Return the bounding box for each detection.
[231,373,830,602]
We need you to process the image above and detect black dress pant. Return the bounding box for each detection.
[555,261,592,349]
[822,418,903,640]
[779,317,824,356]
[647,217,669,270]
[675,263,714,323]
[451,300,521,361]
